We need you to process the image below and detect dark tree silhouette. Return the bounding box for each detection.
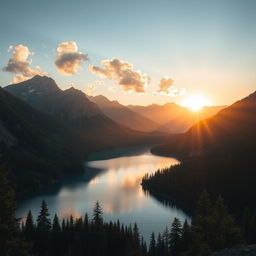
[0,171,29,256]
[24,210,34,233]
[169,217,182,256]
[52,214,61,232]
[37,200,51,232]
[93,201,103,226]
[149,232,156,256]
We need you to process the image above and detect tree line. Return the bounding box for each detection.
[2,170,256,256]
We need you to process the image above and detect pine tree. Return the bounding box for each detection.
[210,196,242,251]
[0,171,29,256]
[69,215,74,230]
[169,217,182,256]
[83,213,89,231]
[37,200,51,232]
[92,201,103,226]
[156,233,165,256]
[181,219,191,253]
[52,214,61,232]
[133,223,140,241]
[61,219,66,231]
[24,210,34,233]
[162,226,169,255]
[191,190,212,252]
[193,190,212,222]
[149,232,156,256]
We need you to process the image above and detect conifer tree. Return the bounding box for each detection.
[52,214,61,232]
[133,223,140,241]
[92,201,103,226]
[210,196,242,251]
[181,219,191,253]
[156,233,165,256]
[149,232,156,256]
[25,210,34,233]
[0,171,29,256]
[37,200,51,232]
[169,217,182,256]
[83,213,89,231]
[61,219,66,231]
[69,215,74,230]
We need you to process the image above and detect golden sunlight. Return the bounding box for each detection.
[181,94,211,111]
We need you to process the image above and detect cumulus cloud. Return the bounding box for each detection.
[55,42,88,75]
[3,45,47,83]
[89,58,150,93]
[156,76,186,97]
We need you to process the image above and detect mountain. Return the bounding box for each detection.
[144,91,256,212]
[4,76,157,150]
[154,91,256,156]
[0,87,86,197]
[90,95,165,133]
[129,103,226,133]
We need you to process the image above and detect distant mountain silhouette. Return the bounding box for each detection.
[4,76,156,149]
[90,95,166,133]
[129,103,226,133]
[154,90,256,156]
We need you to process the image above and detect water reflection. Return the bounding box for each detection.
[84,153,178,214]
[17,146,190,242]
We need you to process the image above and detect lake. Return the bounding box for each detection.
[17,146,190,242]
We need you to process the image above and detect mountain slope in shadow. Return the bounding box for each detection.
[0,87,86,197]
[145,91,256,213]
[5,75,162,150]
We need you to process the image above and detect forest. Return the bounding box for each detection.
[2,170,256,256]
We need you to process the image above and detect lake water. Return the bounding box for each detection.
[17,146,190,242]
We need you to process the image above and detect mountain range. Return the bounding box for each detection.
[128,103,226,133]
[1,76,167,197]
[1,75,241,202]
[4,76,159,150]
[90,95,163,133]
[146,90,256,212]
[153,90,256,157]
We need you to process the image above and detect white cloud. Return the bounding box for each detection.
[3,45,47,83]
[55,41,88,75]
[89,58,150,93]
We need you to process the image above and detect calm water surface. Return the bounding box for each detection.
[17,146,190,241]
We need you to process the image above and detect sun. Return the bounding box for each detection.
[181,94,211,112]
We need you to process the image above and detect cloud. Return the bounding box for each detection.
[3,45,47,83]
[89,58,150,93]
[55,42,88,75]
[156,76,186,97]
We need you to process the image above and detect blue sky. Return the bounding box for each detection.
[1,0,256,106]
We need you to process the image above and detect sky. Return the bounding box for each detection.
[0,0,256,106]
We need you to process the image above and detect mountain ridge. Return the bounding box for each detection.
[5,76,161,150]
[144,90,256,212]
[90,94,166,133]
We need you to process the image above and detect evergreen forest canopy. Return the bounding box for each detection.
[2,170,256,256]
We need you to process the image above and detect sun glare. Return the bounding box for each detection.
[182,94,211,112]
